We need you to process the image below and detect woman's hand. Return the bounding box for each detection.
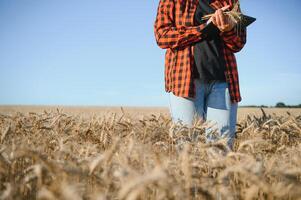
[210,5,236,32]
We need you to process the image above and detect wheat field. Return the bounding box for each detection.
[0,106,301,200]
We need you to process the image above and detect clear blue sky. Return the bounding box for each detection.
[0,0,300,107]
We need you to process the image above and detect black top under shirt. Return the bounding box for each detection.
[193,0,227,82]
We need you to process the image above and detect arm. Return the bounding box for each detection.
[154,0,207,50]
[220,26,246,53]
[219,2,247,53]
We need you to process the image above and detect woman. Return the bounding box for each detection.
[154,0,247,149]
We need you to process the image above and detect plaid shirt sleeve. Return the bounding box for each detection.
[219,2,247,53]
[220,27,246,53]
[154,0,207,50]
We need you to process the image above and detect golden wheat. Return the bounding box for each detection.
[0,108,301,199]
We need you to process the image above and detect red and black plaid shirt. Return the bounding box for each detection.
[154,0,246,103]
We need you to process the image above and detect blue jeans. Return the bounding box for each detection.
[168,78,238,149]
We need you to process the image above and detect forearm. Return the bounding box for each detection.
[220,26,247,53]
[154,24,207,50]
[154,0,208,50]
[220,0,247,53]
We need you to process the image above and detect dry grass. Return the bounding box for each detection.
[0,107,301,200]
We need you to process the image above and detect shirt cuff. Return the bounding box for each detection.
[220,27,236,37]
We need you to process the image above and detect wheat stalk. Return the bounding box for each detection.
[202,1,243,25]
[0,107,301,199]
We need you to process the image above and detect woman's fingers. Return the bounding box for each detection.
[221,5,230,12]
[215,9,221,27]
[214,9,226,30]
[212,5,231,32]
[210,5,233,32]
[217,9,226,29]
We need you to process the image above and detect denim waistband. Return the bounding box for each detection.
[194,78,226,84]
